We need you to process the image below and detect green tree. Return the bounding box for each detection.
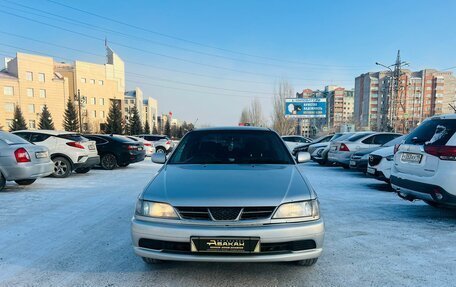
[9,106,27,131]
[143,120,150,134]
[177,126,184,138]
[38,105,55,130]
[127,106,142,135]
[105,100,123,134]
[164,120,171,137]
[63,99,79,132]
[152,124,158,134]
[170,124,178,139]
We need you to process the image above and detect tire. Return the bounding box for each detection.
[15,179,36,185]
[100,154,117,170]
[52,157,72,178]
[294,258,318,266]
[142,257,164,264]
[75,167,91,174]
[118,163,130,167]
[155,147,166,154]
[0,172,6,191]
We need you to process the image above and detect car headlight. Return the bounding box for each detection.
[272,200,320,220]
[385,155,394,161]
[135,200,179,219]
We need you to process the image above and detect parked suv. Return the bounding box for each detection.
[84,134,146,169]
[13,130,99,178]
[391,115,456,208]
[136,134,174,154]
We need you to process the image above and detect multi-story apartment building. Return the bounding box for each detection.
[0,53,69,130]
[143,97,158,131]
[325,86,354,132]
[54,47,125,133]
[124,88,158,132]
[355,69,456,133]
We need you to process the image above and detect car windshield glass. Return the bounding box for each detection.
[333,133,354,142]
[382,135,406,147]
[168,130,294,164]
[0,132,30,145]
[58,134,88,142]
[348,132,373,142]
[405,118,456,146]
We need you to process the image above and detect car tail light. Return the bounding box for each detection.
[66,142,85,149]
[394,144,401,154]
[339,143,350,152]
[144,143,152,147]
[166,141,171,145]
[15,148,31,163]
[127,145,138,150]
[424,145,456,161]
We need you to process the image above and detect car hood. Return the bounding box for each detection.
[370,146,394,157]
[142,164,313,206]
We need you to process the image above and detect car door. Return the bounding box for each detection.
[372,134,401,148]
[29,133,56,151]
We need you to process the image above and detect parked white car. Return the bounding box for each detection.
[127,136,155,156]
[13,130,100,178]
[328,132,401,168]
[391,114,456,208]
[282,135,312,151]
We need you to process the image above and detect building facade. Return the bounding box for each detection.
[1,53,69,130]
[124,88,159,133]
[355,69,456,133]
[326,86,354,132]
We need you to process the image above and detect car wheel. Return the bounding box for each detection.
[142,257,164,264]
[75,167,91,174]
[118,163,129,167]
[0,172,6,191]
[294,258,318,266]
[15,179,36,185]
[52,157,72,178]
[424,200,451,209]
[101,154,117,170]
[156,147,166,154]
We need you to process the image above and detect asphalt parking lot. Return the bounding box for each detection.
[0,161,455,287]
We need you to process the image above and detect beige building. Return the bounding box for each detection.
[54,47,125,133]
[326,86,354,132]
[0,53,69,130]
[124,88,158,133]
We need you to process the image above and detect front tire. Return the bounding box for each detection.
[294,258,318,266]
[100,154,117,170]
[15,179,36,185]
[75,167,91,174]
[52,157,72,178]
[142,257,164,264]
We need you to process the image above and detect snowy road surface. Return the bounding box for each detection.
[0,161,455,287]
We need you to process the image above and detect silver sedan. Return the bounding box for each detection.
[0,131,54,191]
[131,127,324,266]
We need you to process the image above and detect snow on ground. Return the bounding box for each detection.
[0,161,455,287]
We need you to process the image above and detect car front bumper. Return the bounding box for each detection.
[328,151,352,165]
[131,218,324,262]
[2,161,54,181]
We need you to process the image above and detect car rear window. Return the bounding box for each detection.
[58,134,88,142]
[0,131,30,145]
[347,132,373,142]
[405,118,456,146]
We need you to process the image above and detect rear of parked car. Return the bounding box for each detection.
[127,136,155,156]
[391,115,456,208]
[0,131,54,191]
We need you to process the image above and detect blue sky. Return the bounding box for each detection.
[1,0,456,126]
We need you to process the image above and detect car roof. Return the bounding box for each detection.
[13,130,78,136]
[195,126,270,132]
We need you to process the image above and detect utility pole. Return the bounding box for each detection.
[76,89,82,133]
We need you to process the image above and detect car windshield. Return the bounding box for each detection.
[0,131,30,145]
[333,133,354,142]
[347,132,374,142]
[168,130,294,164]
[58,134,88,142]
[382,135,406,147]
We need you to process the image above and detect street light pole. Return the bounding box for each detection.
[77,89,82,133]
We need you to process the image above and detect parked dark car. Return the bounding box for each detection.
[83,134,146,170]
[292,134,334,156]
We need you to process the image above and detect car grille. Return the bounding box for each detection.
[369,154,382,166]
[176,206,276,221]
[351,155,362,160]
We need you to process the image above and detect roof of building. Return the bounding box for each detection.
[0,71,18,80]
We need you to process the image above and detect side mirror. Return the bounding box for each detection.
[296,151,311,163]
[151,153,166,164]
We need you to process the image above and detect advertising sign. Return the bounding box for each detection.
[284,98,327,118]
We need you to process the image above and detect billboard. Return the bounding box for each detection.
[284,98,327,118]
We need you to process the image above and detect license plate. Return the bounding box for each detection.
[35,151,48,159]
[350,160,356,166]
[401,152,422,163]
[88,144,95,150]
[138,146,143,151]
[367,167,376,175]
[191,237,260,253]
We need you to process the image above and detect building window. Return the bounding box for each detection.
[91,97,96,105]
[29,120,36,129]
[26,71,33,81]
[81,78,87,83]
[39,89,46,98]
[27,88,34,97]
[90,79,95,84]
[38,73,45,82]
[3,86,14,96]
[130,99,135,104]
[101,111,105,118]
[83,123,88,131]
[4,103,14,112]
[99,98,104,106]
[92,110,97,118]
[98,80,104,85]
[28,104,35,113]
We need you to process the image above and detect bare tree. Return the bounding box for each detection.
[271,80,295,135]
[248,98,265,126]
[239,107,250,124]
